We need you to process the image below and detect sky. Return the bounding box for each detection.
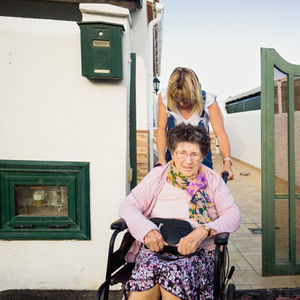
[159,0,300,103]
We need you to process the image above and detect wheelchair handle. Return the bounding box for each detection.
[110,218,127,231]
[214,232,229,246]
[221,171,229,184]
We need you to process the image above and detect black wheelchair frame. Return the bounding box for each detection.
[95,172,236,300]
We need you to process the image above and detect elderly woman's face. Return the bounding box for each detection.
[171,142,203,179]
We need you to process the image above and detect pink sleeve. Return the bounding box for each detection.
[118,169,161,243]
[205,173,240,234]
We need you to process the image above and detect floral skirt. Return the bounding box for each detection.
[123,246,215,300]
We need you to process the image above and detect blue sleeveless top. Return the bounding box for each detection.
[165,90,213,169]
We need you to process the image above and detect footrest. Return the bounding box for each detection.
[110,263,135,285]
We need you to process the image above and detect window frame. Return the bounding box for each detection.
[0,160,90,240]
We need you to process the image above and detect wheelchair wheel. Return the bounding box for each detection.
[226,283,235,300]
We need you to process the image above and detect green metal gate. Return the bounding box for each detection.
[261,48,300,275]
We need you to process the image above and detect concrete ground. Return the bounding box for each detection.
[214,154,300,294]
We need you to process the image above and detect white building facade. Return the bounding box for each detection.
[0,0,163,291]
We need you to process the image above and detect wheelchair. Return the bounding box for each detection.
[95,220,236,300]
[95,172,236,300]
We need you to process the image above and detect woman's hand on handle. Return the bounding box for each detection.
[144,229,165,252]
[154,159,166,167]
[221,160,234,180]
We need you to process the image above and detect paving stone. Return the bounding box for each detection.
[243,255,261,265]
[234,260,254,271]
[250,284,266,289]
[291,275,300,285]
[251,264,262,275]
[235,284,253,290]
[230,251,245,260]
[231,270,262,285]
[262,276,300,289]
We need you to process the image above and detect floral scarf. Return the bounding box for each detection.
[167,160,212,224]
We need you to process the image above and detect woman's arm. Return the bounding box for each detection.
[119,191,158,243]
[208,100,234,180]
[156,93,168,165]
[119,167,167,251]
[119,166,165,243]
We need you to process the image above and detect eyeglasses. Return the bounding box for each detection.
[175,151,202,161]
[171,96,195,104]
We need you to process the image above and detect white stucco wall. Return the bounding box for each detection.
[224,110,261,169]
[0,7,133,290]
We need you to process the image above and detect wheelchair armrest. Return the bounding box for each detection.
[213,232,229,246]
[110,218,128,231]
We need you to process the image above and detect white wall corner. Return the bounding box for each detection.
[79,3,132,28]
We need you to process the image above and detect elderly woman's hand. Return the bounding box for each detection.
[144,229,165,252]
[177,226,209,255]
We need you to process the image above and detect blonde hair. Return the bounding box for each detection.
[167,67,204,114]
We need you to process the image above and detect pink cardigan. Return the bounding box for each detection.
[119,163,240,262]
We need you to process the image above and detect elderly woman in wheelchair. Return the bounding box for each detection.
[118,123,240,300]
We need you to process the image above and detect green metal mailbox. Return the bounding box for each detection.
[78,22,124,79]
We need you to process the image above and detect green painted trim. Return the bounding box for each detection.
[288,75,296,265]
[130,53,137,190]
[0,230,89,240]
[225,94,261,114]
[261,48,275,275]
[275,195,289,199]
[0,160,90,240]
[261,48,300,275]
[262,263,300,276]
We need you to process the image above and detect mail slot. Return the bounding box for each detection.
[78,22,124,79]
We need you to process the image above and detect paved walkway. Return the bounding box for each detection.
[214,155,300,292]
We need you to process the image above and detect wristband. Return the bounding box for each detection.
[223,157,232,165]
[202,225,211,237]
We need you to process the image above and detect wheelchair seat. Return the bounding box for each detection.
[95,218,236,300]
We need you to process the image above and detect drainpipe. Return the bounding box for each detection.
[147,2,164,170]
